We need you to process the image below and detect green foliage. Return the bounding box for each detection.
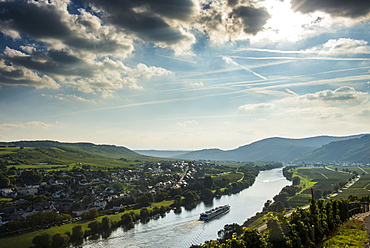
[136,195,150,207]
[200,199,358,248]
[51,233,69,248]
[101,217,112,230]
[81,208,99,220]
[87,220,101,233]
[203,175,213,189]
[0,172,10,187]
[32,232,52,248]
[324,219,368,247]
[18,169,42,185]
[70,225,84,242]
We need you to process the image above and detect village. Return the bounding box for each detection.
[0,160,205,226]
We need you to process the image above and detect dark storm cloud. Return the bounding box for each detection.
[227,0,239,7]
[84,0,195,44]
[231,6,270,35]
[2,48,93,77]
[0,1,71,39]
[291,0,370,18]
[0,1,130,54]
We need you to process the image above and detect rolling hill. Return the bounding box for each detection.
[173,134,366,162]
[298,134,370,164]
[3,140,139,159]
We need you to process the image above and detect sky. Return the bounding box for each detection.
[0,0,370,150]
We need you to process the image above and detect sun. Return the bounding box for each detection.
[254,0,320,42]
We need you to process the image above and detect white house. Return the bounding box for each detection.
[94,199,107,210]
[112,204,124,211]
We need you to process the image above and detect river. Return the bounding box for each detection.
[82,167,290,248]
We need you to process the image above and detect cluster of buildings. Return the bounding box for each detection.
[0,161,197,225]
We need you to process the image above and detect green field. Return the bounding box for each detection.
[212,172,244,182]
[287,166,369,207]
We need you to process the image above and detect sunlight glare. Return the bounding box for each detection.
[255,0,316,42]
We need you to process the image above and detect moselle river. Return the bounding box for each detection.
[82,167,290,248]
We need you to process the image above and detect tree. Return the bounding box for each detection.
[173,195,182,206]
[18,169,42,185]
[88,220,101,233]
[51,233,69,248]
[32,233,52,248]
[144,192,154,203]
[121,213,134,226]
[184,190,200,205]
[218,223,243,240]
[292,176,300,186]
[203,175,214,189]
[136,195,150,207]
[101,217,112,230]
[200,188,214,200]
[0,173,10,188]
[241,228,267,248]
[70,225,84,242]
[87,208,99,220]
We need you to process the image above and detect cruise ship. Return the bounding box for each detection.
[199,204,230,221]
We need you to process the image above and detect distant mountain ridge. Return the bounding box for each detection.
[3,134,369,163]
[170,134,367,162]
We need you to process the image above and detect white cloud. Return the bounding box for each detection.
[0,59,60,89]
[294,86,366,103]
[187,81,204,88]
[177,120,198,127]
[41,94,94,102]
[238,103,274,111]
[0,121,53,130]
[305,38,370,54]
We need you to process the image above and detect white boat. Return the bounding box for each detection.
[199,204,230,221]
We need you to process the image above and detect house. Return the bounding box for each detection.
[0,188,16,197]
[94,199,107,210]
[104,187,115,194]
[112,204,124,211]
[18,187,38,195]
[52,192,62,198]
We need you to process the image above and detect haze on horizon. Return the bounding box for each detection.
[0,0,370,150]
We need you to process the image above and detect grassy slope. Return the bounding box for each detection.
[1,146,163,170]
[323,219,368,248]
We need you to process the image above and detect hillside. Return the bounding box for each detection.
[6,140,138,159]
[175,134,365,162]
[134,150,191,158]
[0,143,156,170]
[298,134,370,164]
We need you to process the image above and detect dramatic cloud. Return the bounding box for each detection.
[291,0,370,18]
[0,57,60,89]
[84,0,197,45]
[231,5,270,35]
[196,1,270,43]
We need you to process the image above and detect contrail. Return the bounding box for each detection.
[286,88,299,96]
[222,56,267,80]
